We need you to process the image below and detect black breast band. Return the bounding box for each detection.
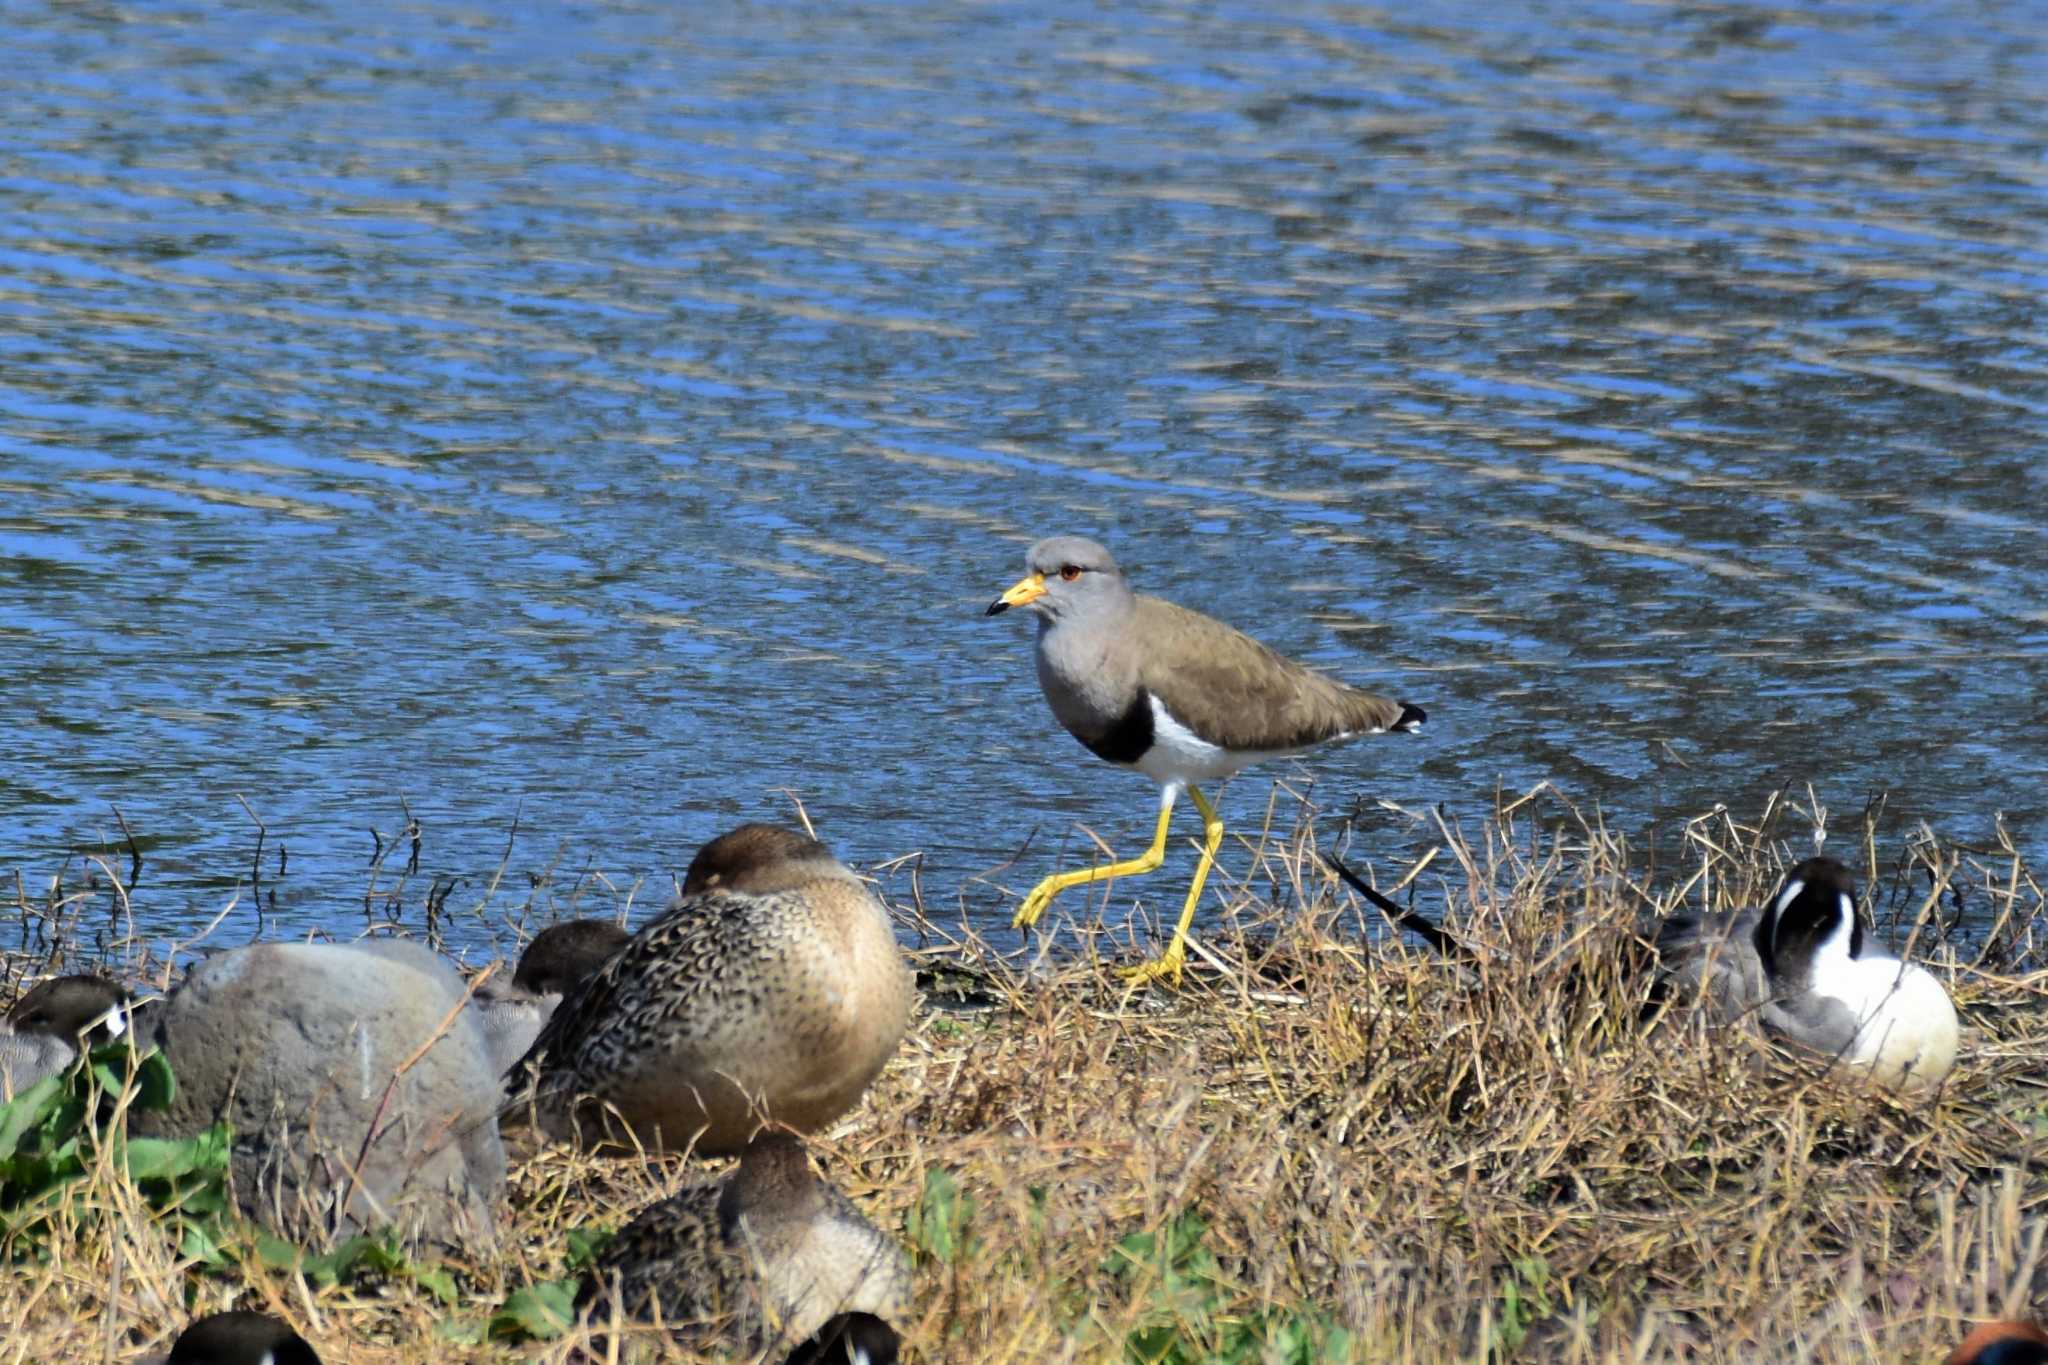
[1081,688,1155,766]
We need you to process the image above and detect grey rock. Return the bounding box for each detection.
[342,936,470,1003]
[347,933,598,1079]
[347,935,551,1076]
[134,941,506,1251]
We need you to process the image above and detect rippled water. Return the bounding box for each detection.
[3,0,2044,951]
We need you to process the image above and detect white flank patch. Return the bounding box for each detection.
[1136,696,1252,785]
[1807,892,1958,1081]
[1830,956,1956,1076]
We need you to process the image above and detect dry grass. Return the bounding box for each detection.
[4,786,2047,1362]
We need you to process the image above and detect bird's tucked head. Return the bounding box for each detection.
[512,919,631,997]
[1753,856,1865,985]
[683,824,857,896]
[166,1308,322,1365]
[6,974,133,1044]
[1950,1320,2048,1365]
[717,1130,827,1236]
[985,535,1129,625]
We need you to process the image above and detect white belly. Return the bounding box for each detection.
[1134,695,1261,786]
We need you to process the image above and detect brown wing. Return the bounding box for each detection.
[1132,596,1418,753]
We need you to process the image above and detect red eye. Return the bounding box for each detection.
[1059,564,1082,581]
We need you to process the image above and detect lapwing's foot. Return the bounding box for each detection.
[1117,944,1186,989]
[1012,878,1061,932]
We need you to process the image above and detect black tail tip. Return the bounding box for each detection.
[1394,702,1426,733]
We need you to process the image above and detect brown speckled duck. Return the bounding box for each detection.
[506,824,912,1156]
[578,1132,909,1362]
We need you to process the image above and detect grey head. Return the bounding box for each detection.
[166,1309,321,1365]
[719,1129,829,1236]
[7,973,133,1043]
[1752,857,1863,991]
[512,919,630,996]
[721,1132,911,1356]
[683,824,860,897]
[984,535,1136,630]
[473,993,551,1079]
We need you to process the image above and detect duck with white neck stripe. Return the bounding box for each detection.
[1655,856,1959,1090]
[0,974,137,1098]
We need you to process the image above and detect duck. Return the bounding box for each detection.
[505,824,913,1156]
[1949,1326,2048,1365]
[1950,1320,2048,1364]
[0,973,134,1098]
[1653,856,1959,1090]
[512,918,630,996]
[471,919,631,1076]
[155,1308,321,1365]
[577,1132,909,1362]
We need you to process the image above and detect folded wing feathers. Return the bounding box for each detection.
[1134,596,1422,752]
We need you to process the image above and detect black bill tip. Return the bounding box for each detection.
[984,598,1009,616]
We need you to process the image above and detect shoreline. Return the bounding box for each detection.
[2,794,2044,1360]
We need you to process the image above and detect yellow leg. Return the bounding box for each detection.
[1013,786,1177,931]
[1120,785,1224,988]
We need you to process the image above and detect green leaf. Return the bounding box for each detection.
[562,1225,613,1273]
[907,1165,975,1266]
[1163,1211,1208,1269]
[256,1231,305,1270]
[119,1128,226,1183]
[433,1316,487,1344]
[410,1262,458,1307]
[490,1281,577,1341]
[298,1232,407,1286]
[1106,1229,1149,1277]
[0,1076,65,1161]
[1124,1323,1183,1363]
[128,1050,177,1112]
[88,1047,136,1099]
[180,1220,230,1268]
[44,1093,90,1149]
